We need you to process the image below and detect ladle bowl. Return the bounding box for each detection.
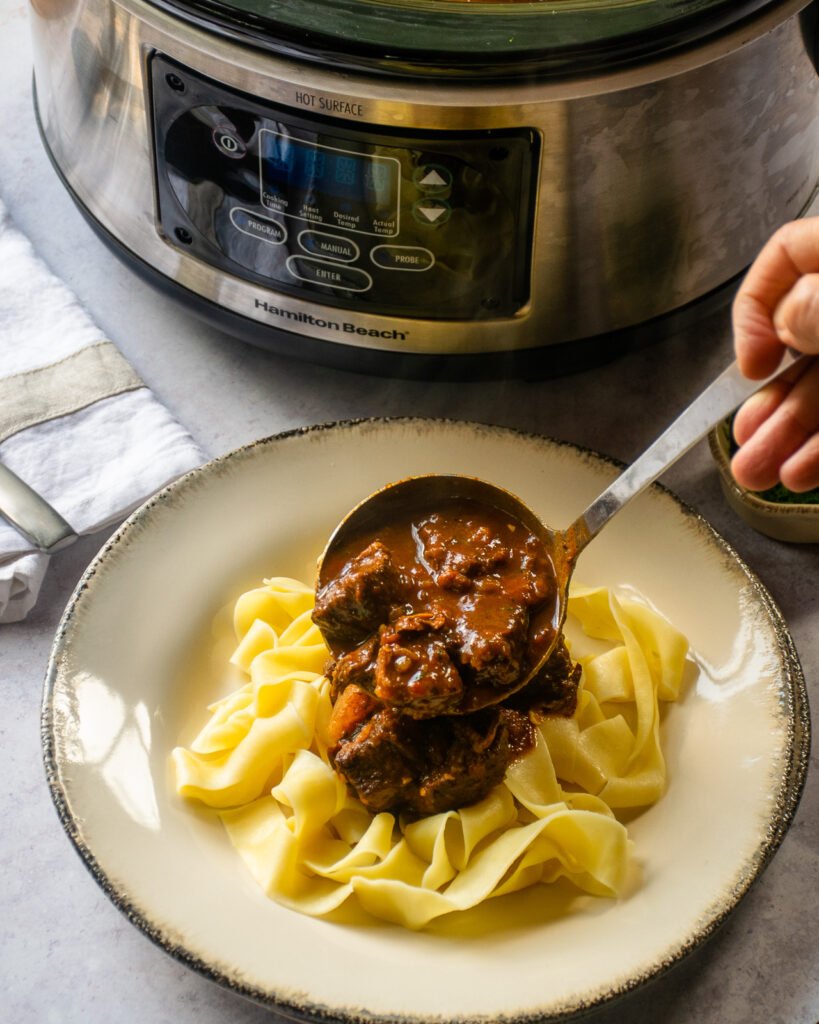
[316,351,806,710]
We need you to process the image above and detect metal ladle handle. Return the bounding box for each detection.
[570,351,805,552]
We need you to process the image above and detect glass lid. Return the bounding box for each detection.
[145,0,792,79]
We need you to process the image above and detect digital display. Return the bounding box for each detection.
[259,129,400,237]
[152,52,537,320]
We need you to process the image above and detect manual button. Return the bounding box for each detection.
[371,245,435,272]
[298,230,359,263]
[286,256,372,293]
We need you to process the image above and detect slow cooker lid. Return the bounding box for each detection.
[143,0,797,79]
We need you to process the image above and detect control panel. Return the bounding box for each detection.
[150,54,539,320]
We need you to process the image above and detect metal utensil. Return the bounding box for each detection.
[317,352,805,710]
[0,463,77,553]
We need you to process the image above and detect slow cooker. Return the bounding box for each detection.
[29,0,819,374]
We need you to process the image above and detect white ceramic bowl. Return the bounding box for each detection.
[43,419,809,1023]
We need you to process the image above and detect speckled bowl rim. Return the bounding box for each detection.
[41,417,811,1024]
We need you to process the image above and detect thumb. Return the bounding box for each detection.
[773,273,819,355]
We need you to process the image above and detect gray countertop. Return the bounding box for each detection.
[2,2,817,1021]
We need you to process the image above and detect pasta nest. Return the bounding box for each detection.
[172,577,687,929]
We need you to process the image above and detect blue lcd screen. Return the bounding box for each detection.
[255,132,397,211]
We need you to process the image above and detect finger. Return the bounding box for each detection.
[781,434,819,493]
[772,273,819,354]
[732,357,814,445]
[730,358,819,491]
[733,218,819,377]
[732,292,786,379]
[732,381,789,445]
[731,427,798,492]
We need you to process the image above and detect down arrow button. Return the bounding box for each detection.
[412,199,452,226]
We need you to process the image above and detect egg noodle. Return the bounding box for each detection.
[172,577,688,929]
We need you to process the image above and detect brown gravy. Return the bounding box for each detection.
[318,498,558,711]
[310,496,577,818]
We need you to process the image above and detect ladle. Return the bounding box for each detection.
[317,351,805,711]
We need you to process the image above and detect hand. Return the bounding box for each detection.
[731,218,819,493]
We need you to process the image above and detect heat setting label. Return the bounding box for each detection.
[259,129,401,237]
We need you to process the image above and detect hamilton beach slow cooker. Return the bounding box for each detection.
[29,0,819,374]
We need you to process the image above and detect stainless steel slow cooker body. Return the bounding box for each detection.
[30,0,819,369]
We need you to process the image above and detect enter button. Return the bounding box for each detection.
[371,245,435,272]
[286,256,372,292]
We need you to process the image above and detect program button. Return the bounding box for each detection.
[230,207,287,245]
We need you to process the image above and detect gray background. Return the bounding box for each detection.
[1,2,817,1021]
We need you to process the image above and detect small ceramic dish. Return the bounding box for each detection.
[43,418,809,1023]
[709,420,819,543]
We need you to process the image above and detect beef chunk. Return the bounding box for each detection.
[313,541,399,647]
[328,635,379,700]
[331,707,425,813]
[506,637,580,718]
[372,611,464,717]
[416,515,511,590]
[498,707,536,759]
[410,710,510,817]
[331,706,511,817]
[389,610,447,634]
[452,599,529,688]
[375,634,464,717]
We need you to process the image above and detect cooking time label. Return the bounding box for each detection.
[258,129,401,237]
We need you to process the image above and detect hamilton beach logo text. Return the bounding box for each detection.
[254,299,408,341]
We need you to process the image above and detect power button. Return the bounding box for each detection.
[213,129,246,159]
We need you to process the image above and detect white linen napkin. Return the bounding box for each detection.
[0,197,206,622]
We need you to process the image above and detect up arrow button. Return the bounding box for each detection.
[420,169,447,187]
[413,164,453,192]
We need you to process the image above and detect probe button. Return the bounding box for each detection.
[286,256,372,293]
[412,199,451,226]
[370,245,435,272]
